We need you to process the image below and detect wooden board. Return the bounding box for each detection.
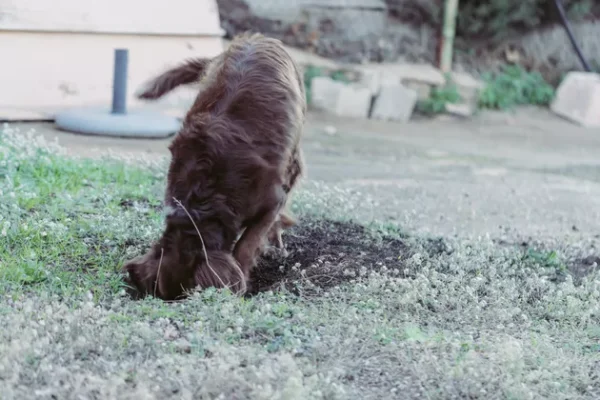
[0,0,224,36]
[0,32,224,120]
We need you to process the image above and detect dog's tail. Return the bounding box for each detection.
[136,58,212,100]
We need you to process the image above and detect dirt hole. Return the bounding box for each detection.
[249,218,415,295]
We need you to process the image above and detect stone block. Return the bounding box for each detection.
[311,76,345,112]
[371,83,418,122]
[358,69,381,95]
[358,63,445,86]
[551,72,600,128]
[403,80,431,101]
[449,71,484,107]
[445,103,475,118]
[311,76,373,119]
[333,84,373,119]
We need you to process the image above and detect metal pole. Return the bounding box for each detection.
[553,0,591,72]
[440,0,459,74]
[112,49,129,114]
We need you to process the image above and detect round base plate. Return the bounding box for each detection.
[55,107,181,138]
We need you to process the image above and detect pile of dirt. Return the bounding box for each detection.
[250,218,451,296]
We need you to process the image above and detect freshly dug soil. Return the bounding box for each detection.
[250,218,445,295]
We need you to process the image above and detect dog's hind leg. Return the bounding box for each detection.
[265,145,306,255]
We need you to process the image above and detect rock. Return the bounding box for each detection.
[371,83,417,122]
[404,81,431,101]
[551,72,600,128]
[311,76,372,119]
[358,62,446,87]
[333,84,373,119]
[311,76,345,112]
[356,62,445,101]
[445,103,475,118]
[358,69,381,95]
[449,71,484,108]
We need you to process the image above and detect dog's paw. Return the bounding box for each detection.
[262,245,289,260]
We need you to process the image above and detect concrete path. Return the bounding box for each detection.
[10,106,600,245]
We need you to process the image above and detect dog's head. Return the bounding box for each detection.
[122,210,248,301]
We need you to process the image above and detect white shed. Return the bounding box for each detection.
[0,0,225,120]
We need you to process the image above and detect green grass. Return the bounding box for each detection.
[1,124,600,399]
[0,128,166,300]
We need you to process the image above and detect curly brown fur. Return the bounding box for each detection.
[123,33,306,300]
[136,42,306,254]
[136,57,212,100]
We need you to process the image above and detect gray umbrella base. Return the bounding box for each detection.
[55,107,181,138]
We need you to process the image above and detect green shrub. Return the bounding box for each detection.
[478,65,555,110]
[417,83,462,115]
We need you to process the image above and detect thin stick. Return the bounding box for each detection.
[172,197,247,293]
[154,247,164,297]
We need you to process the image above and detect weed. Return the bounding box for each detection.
[417,82,463,115]
[478,65,555,110]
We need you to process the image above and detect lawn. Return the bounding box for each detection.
[1,123,599,399]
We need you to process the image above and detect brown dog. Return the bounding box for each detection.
[135,49,306,255]
[123,33,306,300]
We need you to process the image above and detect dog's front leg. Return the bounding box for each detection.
[234,188,285,274]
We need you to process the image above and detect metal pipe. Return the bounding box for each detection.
[552,0,592,72]
[112,49,129,114]
[440,0,459,74]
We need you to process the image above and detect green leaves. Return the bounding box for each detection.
[478,65,555,110]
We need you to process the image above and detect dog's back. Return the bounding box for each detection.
[189,33,305,158]
[165,34,306,247]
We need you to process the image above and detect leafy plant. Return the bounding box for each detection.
[478,65,555,110]
[417,83,462,115]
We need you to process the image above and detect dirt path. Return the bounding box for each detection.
[14,106,600,243]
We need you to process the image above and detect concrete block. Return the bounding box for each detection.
[358,63,445,86]
[371,83,417,122]
[311,76,345,112]
[404,80,431,101]
[311,76,373,119]
[449,71,484,108]
[358,69,381,95]
[333,84,373,119]
[445,103,475,118]
[551,72,600,128]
